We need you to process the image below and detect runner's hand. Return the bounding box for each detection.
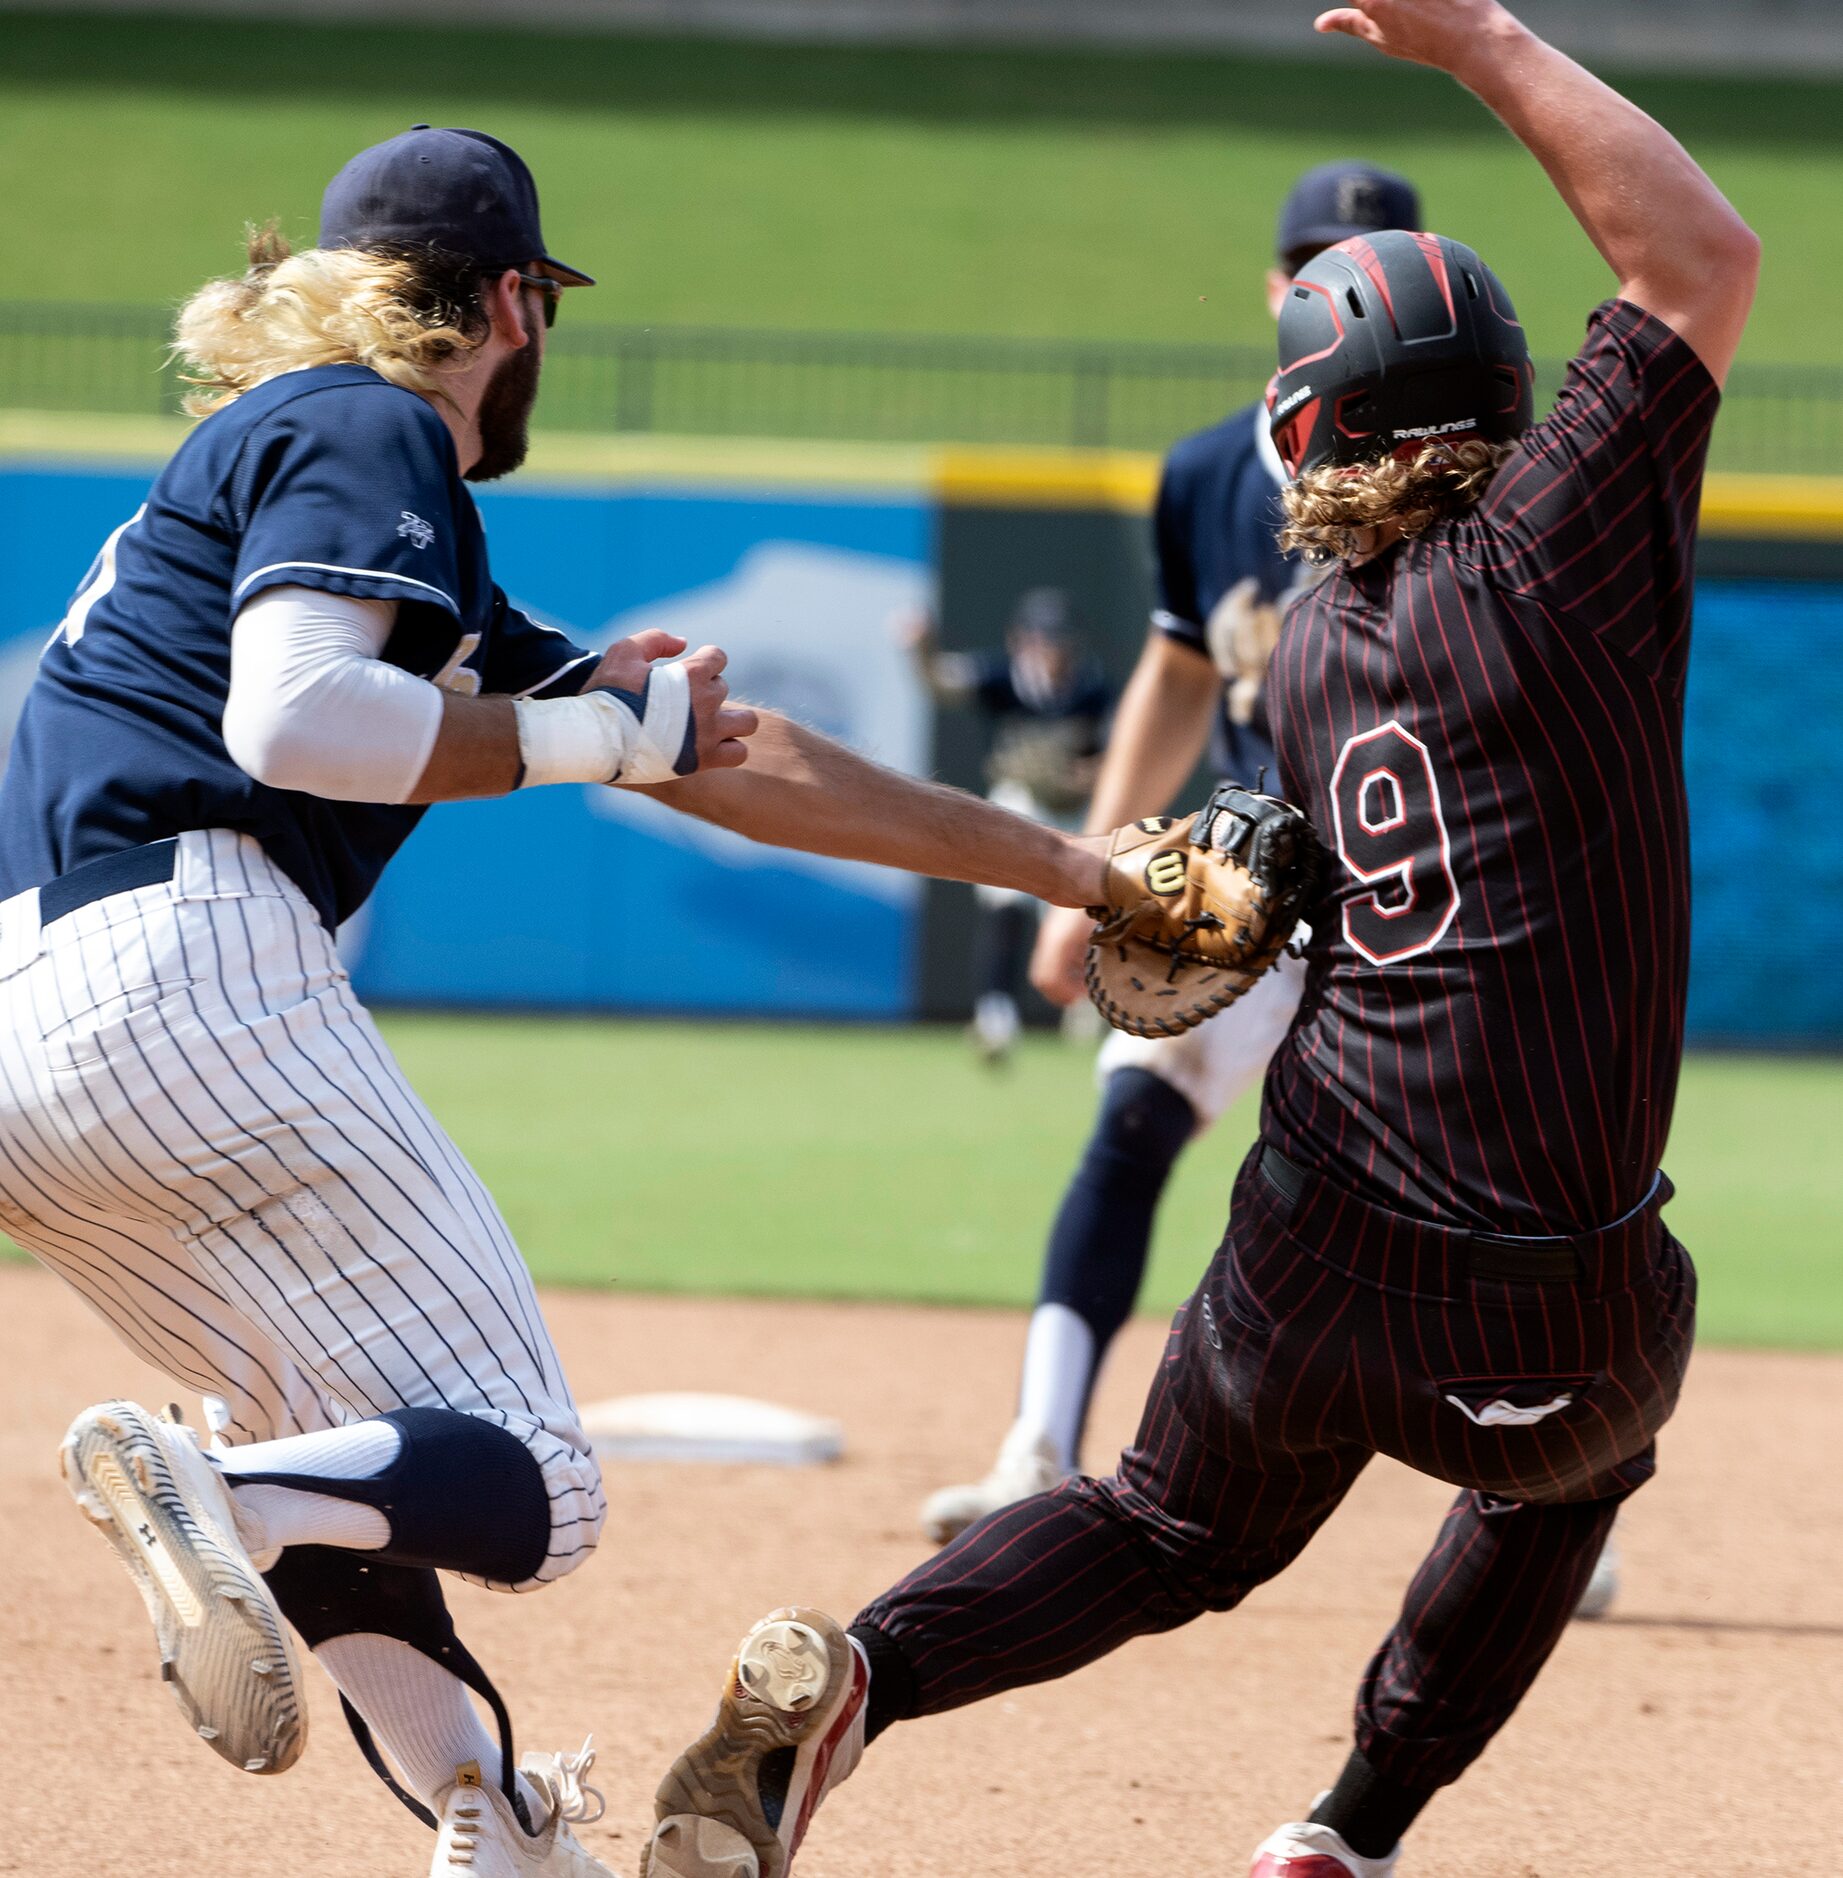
[1314,0,1522,71]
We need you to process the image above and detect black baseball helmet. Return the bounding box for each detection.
[1266,229,1533,478]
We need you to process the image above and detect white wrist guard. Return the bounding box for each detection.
[514,663,696,788]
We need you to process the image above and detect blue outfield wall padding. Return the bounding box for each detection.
[341,474,935,1019]
[0,460,935,1022]
[1683,579,1843,1045]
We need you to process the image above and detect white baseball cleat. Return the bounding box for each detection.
[61,1398,304,1774]
[432,1742,613,1877]
[919,1424,1066,1545]
[642,1607,868,1878]
[1573,1522,1621,1621]
[970,991,1021,1066]
[1249,1819,1401,1878]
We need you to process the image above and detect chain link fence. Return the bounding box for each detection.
[3,300,1838,474]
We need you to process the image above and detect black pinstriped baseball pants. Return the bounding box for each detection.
[856,1143,1695,1792]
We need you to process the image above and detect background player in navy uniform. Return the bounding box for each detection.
[902,586,1113,1063]
[0,129,1119,1878]
[920,162,1423,1540]
[638,5,1758,1875]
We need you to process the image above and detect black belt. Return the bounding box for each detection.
[1258,1142,1590,1283]
[38,838,180,928]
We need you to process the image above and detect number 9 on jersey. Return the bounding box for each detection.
[1329,720,1460,966]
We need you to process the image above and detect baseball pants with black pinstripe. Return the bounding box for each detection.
[856,1140,1694,1792]
[0,828,603,1590]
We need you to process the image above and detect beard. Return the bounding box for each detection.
[465,340,542,483]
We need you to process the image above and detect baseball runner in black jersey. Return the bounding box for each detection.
[920,160,1422,1547]
[638,6,1760,1877]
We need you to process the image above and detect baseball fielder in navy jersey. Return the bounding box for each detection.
[921,163,1422,1545]
[638,7,1759,1878]
[905,586,1114,1063]
[2,132,1117,1877]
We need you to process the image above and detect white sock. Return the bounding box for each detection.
[230,1482,389,1552]
[1013,1301,1098,1473]
[214,1419,402,1480]
[214,1420,400,1556]
[316,1634,546,1818]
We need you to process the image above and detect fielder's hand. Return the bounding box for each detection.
[1314,0,1523,72]
[1029,902,1095,1007]
[587,630,758,771]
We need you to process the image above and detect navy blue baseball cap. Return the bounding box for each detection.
[1276,161,1421,263]
[1010,587,1080,641]
[320,126,594,286]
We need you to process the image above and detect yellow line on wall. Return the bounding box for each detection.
[3,411,1841,539]
[1701,474,1843,540]
[0,410,935,493]
[0,410,192,464]
[932,447,1160,510]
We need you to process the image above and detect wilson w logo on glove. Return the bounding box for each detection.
[1084,782,1322,1039]
[1146,852,1189,897]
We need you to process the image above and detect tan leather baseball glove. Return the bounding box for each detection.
[1085,781,1321,1038]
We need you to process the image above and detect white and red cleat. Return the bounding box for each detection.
[1250,1819,1402,1878]
[642,1608,868,1878]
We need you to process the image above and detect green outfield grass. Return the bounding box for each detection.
[342,1012,1840,1351]
[2,11,1840,366]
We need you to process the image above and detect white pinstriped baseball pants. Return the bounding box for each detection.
[0,830,603,1591]
[1094,943,1308,1124]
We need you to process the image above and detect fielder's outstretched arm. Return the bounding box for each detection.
[634,710,1110,909]
[225,596,755,805]
[1315,0,1760,382]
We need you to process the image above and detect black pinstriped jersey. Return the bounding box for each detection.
[1263,301,1720,1234]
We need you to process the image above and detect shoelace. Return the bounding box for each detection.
[543,1737,607,1826]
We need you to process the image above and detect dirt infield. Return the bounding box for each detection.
[2,1262,1836,1878]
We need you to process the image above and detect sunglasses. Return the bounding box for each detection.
[514,272,562,331]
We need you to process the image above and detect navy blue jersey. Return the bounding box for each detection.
[1151,402,1294,782]
[0,364,595,929]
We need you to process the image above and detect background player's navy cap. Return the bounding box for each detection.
[1010,587,1080,640]
[1276,161,1421,262]
[320,126,595,286]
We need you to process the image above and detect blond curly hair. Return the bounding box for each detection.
[1278,439,1516,565]
[174,225,490,416]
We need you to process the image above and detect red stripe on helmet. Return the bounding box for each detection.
[1334,390,1379,443]
[1279,279,1347,375]
[1411,231,1456,325]
[1338,236,1397,332]
[1484,267,1524,330]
